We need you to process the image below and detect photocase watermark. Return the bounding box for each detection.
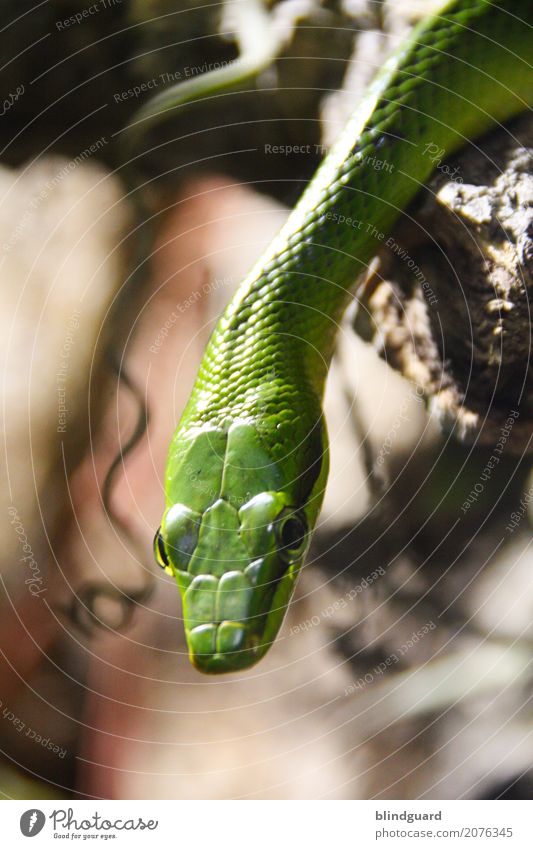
[325,212,390,242]
[114,61,232,103]
[57,308,81,433]
[8,505,46,597]
[56,0,122,30]
[506,481,533,534]
[264,143,316,156]
[0,84,24,117]
[0,699,67,759]
[114,70,181,103]
[2,137,108,257]
[288,567,386,636]
[20,810,46,837]
[20,807,159,838]
[325,210,366,231]
[263,142,331,157]
[422,142,463,184]
[320,217,387,247]
[461,410,519,514]
[149,275,235,354]
[263,144,394,174]
[50,808,158,834]
[344,620,436,695]
[358,153,394,173]
[374,384,425,468]
[385,235,438,306]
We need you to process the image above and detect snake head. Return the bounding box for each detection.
[154,491,312,672]
[154,421,327,673]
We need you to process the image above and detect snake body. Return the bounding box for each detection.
[153,0,533,672]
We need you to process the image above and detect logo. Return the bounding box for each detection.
[20,809,46,837]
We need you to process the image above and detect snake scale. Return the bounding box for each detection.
[151,0,533,672]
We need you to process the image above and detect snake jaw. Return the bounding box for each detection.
[180,549,302,673]
[188,621,263,673]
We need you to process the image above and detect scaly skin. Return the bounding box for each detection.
[153,0,533,672]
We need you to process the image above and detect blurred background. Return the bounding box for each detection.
[1,0,532,800]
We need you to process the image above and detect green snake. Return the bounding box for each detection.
[149,0,532,672]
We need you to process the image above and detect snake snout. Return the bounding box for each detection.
[188,620,261,673]
[183,555,290,672]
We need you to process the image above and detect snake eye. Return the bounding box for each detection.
[155,529,169,566]
[154,527,172,573]
[160,503,202,571]
[277,511,308,560]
